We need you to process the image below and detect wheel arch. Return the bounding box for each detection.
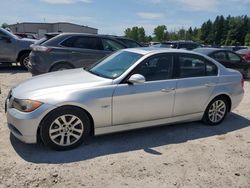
[37,105,95,142]
[207,93,232,112]
[49,61,75,72]
[17,50,31,62]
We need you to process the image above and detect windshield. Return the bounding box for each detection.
[0,28,19,39]
[118,38,142,48]
[87,51,143,79]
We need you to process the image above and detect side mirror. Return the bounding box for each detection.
[127,74,145,84]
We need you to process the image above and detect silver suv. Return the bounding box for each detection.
[0,28,36,68]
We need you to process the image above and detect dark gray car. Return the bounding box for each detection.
[0,28,36,68]
[28,33,142,75]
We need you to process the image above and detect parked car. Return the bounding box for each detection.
[154,41,201,50]
[6,48,244,150]
[28,33,142,75]
[15,32,38,39]
[236,49,250,62]
[0,28,36,68]
[194,48,250,78]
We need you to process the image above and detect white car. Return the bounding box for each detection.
[6,48,244,150]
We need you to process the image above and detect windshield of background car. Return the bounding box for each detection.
[0,28,19,39]
[88,51,143,79]
[118,39,142,48]
[193,48,211,55]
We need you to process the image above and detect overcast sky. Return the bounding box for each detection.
[1,0,249,35]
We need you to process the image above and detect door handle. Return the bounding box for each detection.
[205,83,215,87]
[161,88,175,92]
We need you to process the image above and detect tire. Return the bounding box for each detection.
[40,106,91,150]
[203,96,229,125]
[50,63,73,72]
[20,52,30,69]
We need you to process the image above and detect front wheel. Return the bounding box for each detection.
[203,97,229,125]
[40,106,91,150]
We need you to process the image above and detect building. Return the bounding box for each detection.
[8,22,98,38]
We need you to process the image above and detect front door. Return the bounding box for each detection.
[112,54,176,125]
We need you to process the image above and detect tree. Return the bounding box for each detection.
[153,25,167,42]
[1,23,8,28]
[124,26,146,42]
[138,27,146,42]
[178,28,186,40]
[186,27,193,40]
[245,33,250,46]
[213,16,224,45]
[200,20,214,44]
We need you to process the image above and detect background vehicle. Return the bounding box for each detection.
[29,33,142,75]
[0,28,36,68]
[236,49,250,62]
[194,48,250,78]
[6,48,244,150]
[153,41,200,50]
[15,32,38,39]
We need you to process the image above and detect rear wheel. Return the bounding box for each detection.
[20,52,30,69]
[40,106,91,150]
[50,63,73,72]
[203,96,229,125]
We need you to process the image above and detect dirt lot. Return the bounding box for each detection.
[0,66,249,188]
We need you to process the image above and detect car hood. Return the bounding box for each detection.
[12,68,112,99]
[20,38,37,43]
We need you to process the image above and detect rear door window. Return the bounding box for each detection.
[177,54,217,78]
[61,36,102,50]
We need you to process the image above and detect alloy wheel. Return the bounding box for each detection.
[23,56,30,68]
[49,114,84,146]
[208,100,226,123]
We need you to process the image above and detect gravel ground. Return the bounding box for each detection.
[0,66,250,188]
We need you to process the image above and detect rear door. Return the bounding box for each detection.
[173,53,218,116]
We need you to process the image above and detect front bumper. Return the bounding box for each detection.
[6,104,54,144]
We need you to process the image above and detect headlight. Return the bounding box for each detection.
[12,99,43,112]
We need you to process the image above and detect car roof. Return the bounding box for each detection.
[57,33,132,39]
[124,47,199,55]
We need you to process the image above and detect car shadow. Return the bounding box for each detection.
[10,113,250,164]
[0,64,28,74]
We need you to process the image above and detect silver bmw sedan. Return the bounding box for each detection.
[6,48,244,150]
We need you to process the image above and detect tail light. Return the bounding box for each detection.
[241,77,244,88]
[31,45,52,52]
